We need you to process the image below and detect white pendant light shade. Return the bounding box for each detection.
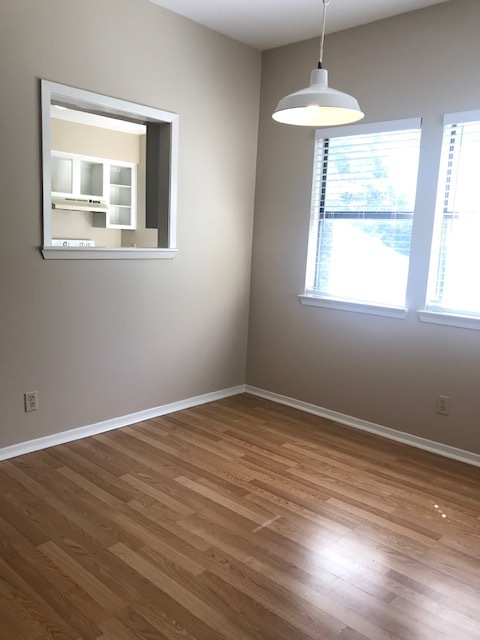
[273,68,364,127]
[273,0,364,127]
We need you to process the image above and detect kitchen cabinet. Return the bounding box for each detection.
[51,151,137,229]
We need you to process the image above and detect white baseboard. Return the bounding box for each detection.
[0,385,246,462]
[245,385,480,469]
[3,383,479,469]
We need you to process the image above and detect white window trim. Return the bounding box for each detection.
[41,80,179,260]
[304,117,422,317]
[444,109,480,125]
[417,310,480,331]
[42,247,177,260]
[299,295,407,319]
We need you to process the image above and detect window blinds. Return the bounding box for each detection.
[306,122,421,306]
[315,128,421,215]
[427,116,480,315]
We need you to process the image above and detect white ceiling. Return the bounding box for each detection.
[51,106,146,134]
[148,0,450,50]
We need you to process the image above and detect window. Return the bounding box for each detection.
[425,112,480,317]
[41,80,178,260]
[303,119,422,312]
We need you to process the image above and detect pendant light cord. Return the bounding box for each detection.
[318,0,330,69]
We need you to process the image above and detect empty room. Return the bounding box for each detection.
[1,0,479,638]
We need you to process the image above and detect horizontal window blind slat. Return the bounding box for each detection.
[306,123,421,307]
[426,117,480,315]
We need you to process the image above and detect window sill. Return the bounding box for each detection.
[299,295,408,319]
[41,247,178,260]
[418,309,480,331]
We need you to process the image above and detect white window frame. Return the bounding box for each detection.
[41,80,179,260]
[419,109,480,331]
[300,118,422,319]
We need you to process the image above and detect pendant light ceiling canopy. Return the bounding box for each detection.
[272,0,364,127]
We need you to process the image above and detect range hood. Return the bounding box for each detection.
[52,196,108,213]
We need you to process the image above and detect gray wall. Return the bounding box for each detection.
[248,0,480,454]
[0,0,260,446]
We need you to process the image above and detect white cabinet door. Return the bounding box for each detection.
[108,163,136,229]
[51,152,137,229]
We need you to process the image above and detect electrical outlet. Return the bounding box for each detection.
[24,391,38,412]
[436,394,450,416]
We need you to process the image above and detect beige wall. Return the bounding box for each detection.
[0,0,260,447]
[51,119,141,163]
[248,0,480,454]
[51,210,121,248]
[3,0,480,458]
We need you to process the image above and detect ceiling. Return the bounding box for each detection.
[51,106,146,134]
[148,0,450,50]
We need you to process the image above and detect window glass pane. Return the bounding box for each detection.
[325,131,420,214]
[316,219,413,306]
[426,119,480,316]
[306,125,421,307]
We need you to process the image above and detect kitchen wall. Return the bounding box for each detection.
[0,0,261,447]
[247,0,480,454]
[122,135,158,249]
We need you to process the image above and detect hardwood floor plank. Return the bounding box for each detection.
[132,593,226,640]
[326,496,442,543]
[287,466,400,514]
[0,493,50,547]
[0,587,50,640]
[323,576,450,640]
[198,570,319,640]
[57,465,127,507]
[7,542,115,638]
[178,507,342,588]
[0,556,80,640]
[340,628,371,640]
[39,541,125,615]
[334,530,480,612]
[100,611,169,640]
[391,594,480,639]
[203,546,345,639]
[385,568,480,624]
[2,461,54,500]
[0,394,478,639]
[106,508,210,573]
[120,473,196,518]
[109,543,246,638]
[125,500,212,552]
[175,475,272,525]
[46,446,144,504]
[122,604,199,640]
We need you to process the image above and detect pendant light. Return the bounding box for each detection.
[272,0,364,127]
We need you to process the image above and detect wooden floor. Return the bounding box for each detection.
[0,394,479,640]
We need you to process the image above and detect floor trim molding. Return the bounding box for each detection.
[0,385,246,462]
[3,384,479,469]
[246,385,480,468]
